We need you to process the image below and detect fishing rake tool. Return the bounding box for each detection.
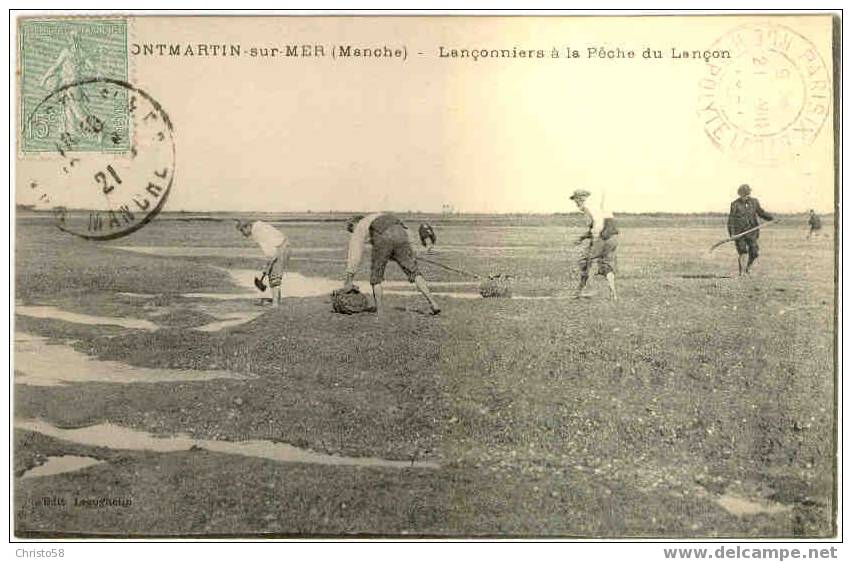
[418,255,513,298]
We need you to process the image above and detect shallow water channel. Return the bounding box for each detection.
[17,419,440,470]
[14,333,247,386]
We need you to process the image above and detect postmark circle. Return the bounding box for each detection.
[25,78,176,240]
[697,23,831,165]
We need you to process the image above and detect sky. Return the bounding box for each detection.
[16,15,836,213]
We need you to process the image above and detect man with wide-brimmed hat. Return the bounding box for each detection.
[342,213,440,317]
[727,184,774,275]
[570,188,619,301]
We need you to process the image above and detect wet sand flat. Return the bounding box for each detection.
[14,333,248,386]
[13,217,835,537]
[17,419,439,470]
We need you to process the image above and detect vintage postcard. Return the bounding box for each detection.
[12,13,839,539]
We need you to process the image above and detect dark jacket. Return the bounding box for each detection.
[728,197,773,236]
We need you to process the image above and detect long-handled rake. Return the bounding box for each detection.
[418,256,512,298]
[709,219,780,253]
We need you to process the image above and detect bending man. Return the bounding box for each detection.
[236,219,290,307]
[342,213,441,317]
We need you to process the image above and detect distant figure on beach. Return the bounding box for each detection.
[236,219,290,307]
[808,209,823,240]
[727,184,774,276]
[569,188,618,301]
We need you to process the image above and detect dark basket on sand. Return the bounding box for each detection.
[331,287,374,314]
[479,275,512,298]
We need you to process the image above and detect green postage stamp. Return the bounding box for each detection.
[19,18,129,153]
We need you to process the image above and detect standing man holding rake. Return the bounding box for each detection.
[727,184,774,276]
[569,188,619,301]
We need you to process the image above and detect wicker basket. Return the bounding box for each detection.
[331,287,374,314]
[479,275,512,298]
